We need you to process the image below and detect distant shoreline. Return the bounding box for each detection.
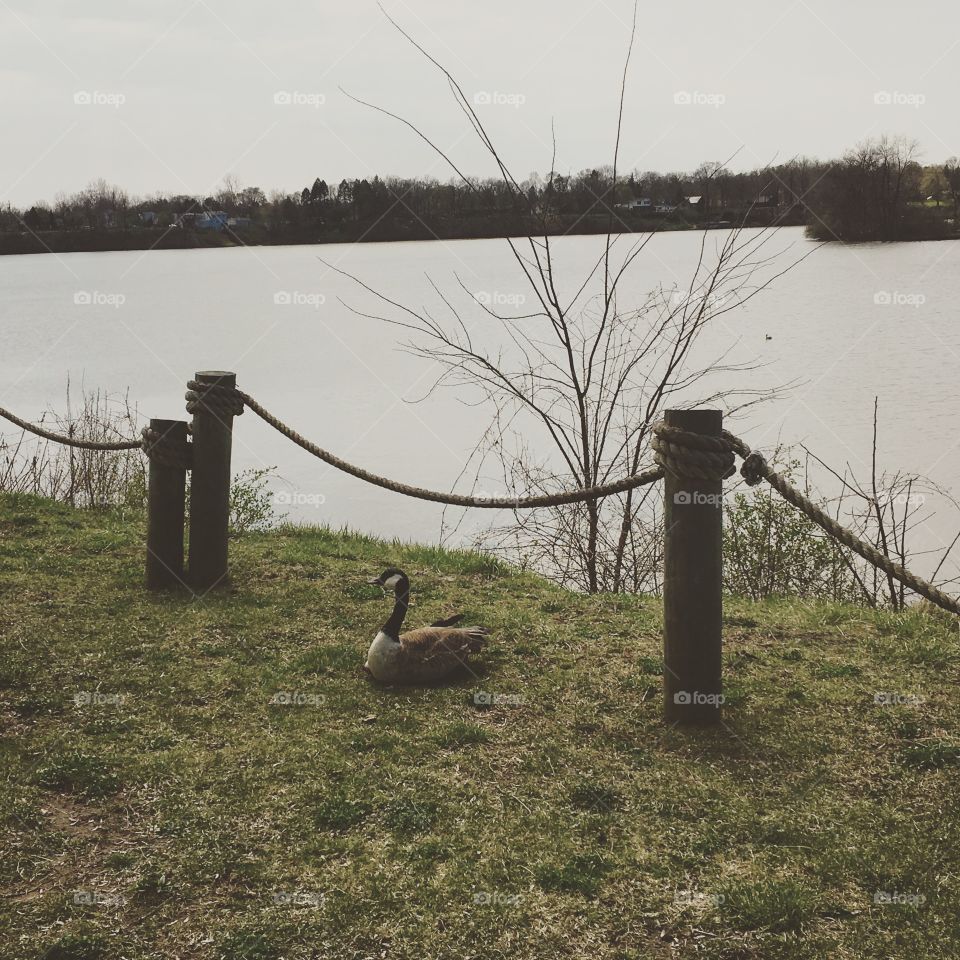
[3,211,954,257]
[0,211,802,257]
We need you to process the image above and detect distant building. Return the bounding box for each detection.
[195,211,229,231]
[140,211,158,225]
[686,196,704,208]
[615,198,653,211]
[227,216,253,229]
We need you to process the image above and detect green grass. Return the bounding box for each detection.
[2,492,959,958]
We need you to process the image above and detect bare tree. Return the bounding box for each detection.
[329,4,811,592]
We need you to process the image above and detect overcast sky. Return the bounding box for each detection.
[1,0,956,207]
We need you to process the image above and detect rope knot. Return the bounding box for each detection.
[740,451,769,487]
[141,426,192,470]
[651,421,737,483]
[185,379,245,419]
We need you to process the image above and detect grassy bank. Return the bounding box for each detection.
[2,493,959,959]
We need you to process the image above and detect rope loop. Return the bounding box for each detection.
[141,425,192,471]
[651,421,737,482]
[185,380,245,419]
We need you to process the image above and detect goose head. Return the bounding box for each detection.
[367,567,409,593]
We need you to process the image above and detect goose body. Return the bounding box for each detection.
[364,568,490,684]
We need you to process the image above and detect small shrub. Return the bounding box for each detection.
[0,384,145,510]
[724,464,859,603]
[230,467,281,535]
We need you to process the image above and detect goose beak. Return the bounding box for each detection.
[366,577,381,586]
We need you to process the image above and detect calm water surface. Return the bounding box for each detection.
[2,228,959,565]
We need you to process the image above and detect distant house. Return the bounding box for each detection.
[195,211,229,231]
[227,216,253,229]
[655,203,677,214]
[140,211,158,225]
[615,198,653,211]
[686,196,704,209]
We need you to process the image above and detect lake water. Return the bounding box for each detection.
[2,227,959,573]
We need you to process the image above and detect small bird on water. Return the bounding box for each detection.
[364,568,490,684]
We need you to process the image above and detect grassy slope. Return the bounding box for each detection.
[1,493,959,960]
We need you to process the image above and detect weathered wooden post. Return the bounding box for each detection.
[144,419,189,590]
[662,409,724,725]
[188,370,237,590]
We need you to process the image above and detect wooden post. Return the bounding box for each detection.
[662,408,724,725]
[145,419,189,590]
[188,370,236,590]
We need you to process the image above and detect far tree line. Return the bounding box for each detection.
[1,136,957,249]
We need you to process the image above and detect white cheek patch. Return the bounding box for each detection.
[384,574,401,589]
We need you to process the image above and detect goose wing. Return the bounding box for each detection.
[399,626,489,664]
[430,613,465,628]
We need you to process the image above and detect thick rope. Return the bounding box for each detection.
[214,385,665,509]
[4,380,958,614]
[729,441,960,617]
[0,404,142,451]
[140,426,192,471]
[652,422,738,482]
[185,380,245,419]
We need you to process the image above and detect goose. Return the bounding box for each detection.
[364,568,490,684]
